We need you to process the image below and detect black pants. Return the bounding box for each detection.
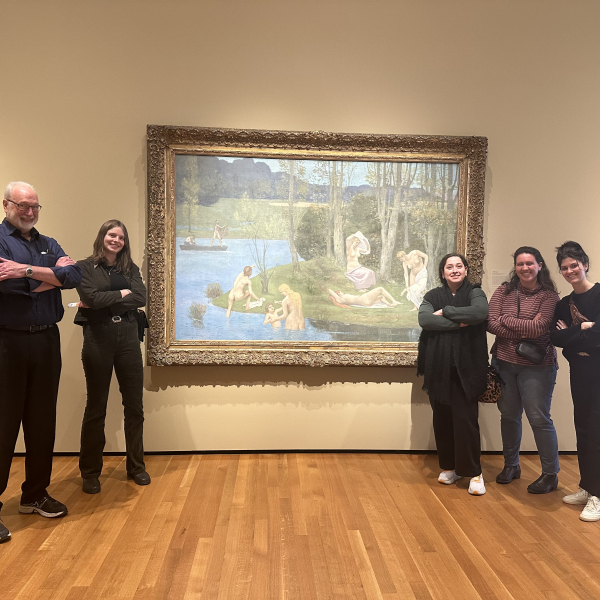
[79,319,145,479]
[0,326,61,508]
[430,369,481,478]
[569,357,600,497]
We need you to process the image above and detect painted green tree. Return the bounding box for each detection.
[234,194,286,294]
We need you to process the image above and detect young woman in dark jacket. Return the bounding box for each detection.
[417,253,489,496]
[551,241,600,522]
[75,220,148,494]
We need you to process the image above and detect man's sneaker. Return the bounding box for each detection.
[438,470,462,485]
[563,488,590,505]
[468,474,486,496]
[580,496,600,522]
[0,518,11,543]
[19,496,68,518]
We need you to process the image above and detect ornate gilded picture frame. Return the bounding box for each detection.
[146,125,487,367]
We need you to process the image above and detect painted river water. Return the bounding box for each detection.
[174,237,421,342]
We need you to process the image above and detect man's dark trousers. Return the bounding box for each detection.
[0,327,61,507]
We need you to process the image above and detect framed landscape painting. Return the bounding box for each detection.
[146,125,487,366]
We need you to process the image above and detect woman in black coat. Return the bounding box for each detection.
[417,253,489,495]
[551,241,600,522]
[75,220,148,494]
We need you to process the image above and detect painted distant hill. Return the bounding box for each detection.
[175,155,377,206]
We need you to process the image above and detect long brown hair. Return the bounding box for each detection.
[89,219,133,275]
[503,246,557,294]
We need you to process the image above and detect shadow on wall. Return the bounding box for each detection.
[142,364,436,451]
[145,363,425,392]
[56,323,144,455]
[410,379,436,452]
[409,383,503,454]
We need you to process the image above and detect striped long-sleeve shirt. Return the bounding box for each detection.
[487,283,560,367]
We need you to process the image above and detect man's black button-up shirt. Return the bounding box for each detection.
[0,218,82,327]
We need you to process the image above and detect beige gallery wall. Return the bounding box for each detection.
[2,0,599,453]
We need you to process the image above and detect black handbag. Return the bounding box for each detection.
[515,290,547,364]
[136,309,149,342]
[515,340,546,364]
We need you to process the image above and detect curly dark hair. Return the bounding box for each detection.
[555,241,590,273]
[503,246,557,294]
[438,253,469,286]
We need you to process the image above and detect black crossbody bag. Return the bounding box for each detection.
[136,309,149,342]
[515,290,546,364]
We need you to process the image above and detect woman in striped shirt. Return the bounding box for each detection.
[487,246,560,494]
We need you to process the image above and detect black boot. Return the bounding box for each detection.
[496,464,521,484]
[527,473,558,494]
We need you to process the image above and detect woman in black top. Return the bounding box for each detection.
[74,220,148,494]
[551,241,600,521]
[417,253,489,496]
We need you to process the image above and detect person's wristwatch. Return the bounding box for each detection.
[25,265,33,278]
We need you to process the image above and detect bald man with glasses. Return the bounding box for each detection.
[0,182,81,543]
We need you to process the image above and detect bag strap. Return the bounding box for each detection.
[516,288,545,350]
[569,292,589,325]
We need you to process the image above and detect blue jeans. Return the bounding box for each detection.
[492,358,559,475]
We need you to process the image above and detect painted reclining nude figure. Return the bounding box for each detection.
[328,287,401,308]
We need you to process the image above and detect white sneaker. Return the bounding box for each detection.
[438,470,462,485]
[468,474,486,496]
[580,496,600,522]
[563,488,590,505]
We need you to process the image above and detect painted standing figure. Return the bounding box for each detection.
[398,249,428,311]
[210,221,227,247]
[274,284,305,330]
[345,232,376,291]
[226,266,260,317]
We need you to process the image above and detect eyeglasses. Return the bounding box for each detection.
[6,199,42,212]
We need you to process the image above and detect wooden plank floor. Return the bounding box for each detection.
[0,454,598,599]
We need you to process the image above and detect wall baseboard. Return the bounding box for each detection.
[13,450,578,456]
